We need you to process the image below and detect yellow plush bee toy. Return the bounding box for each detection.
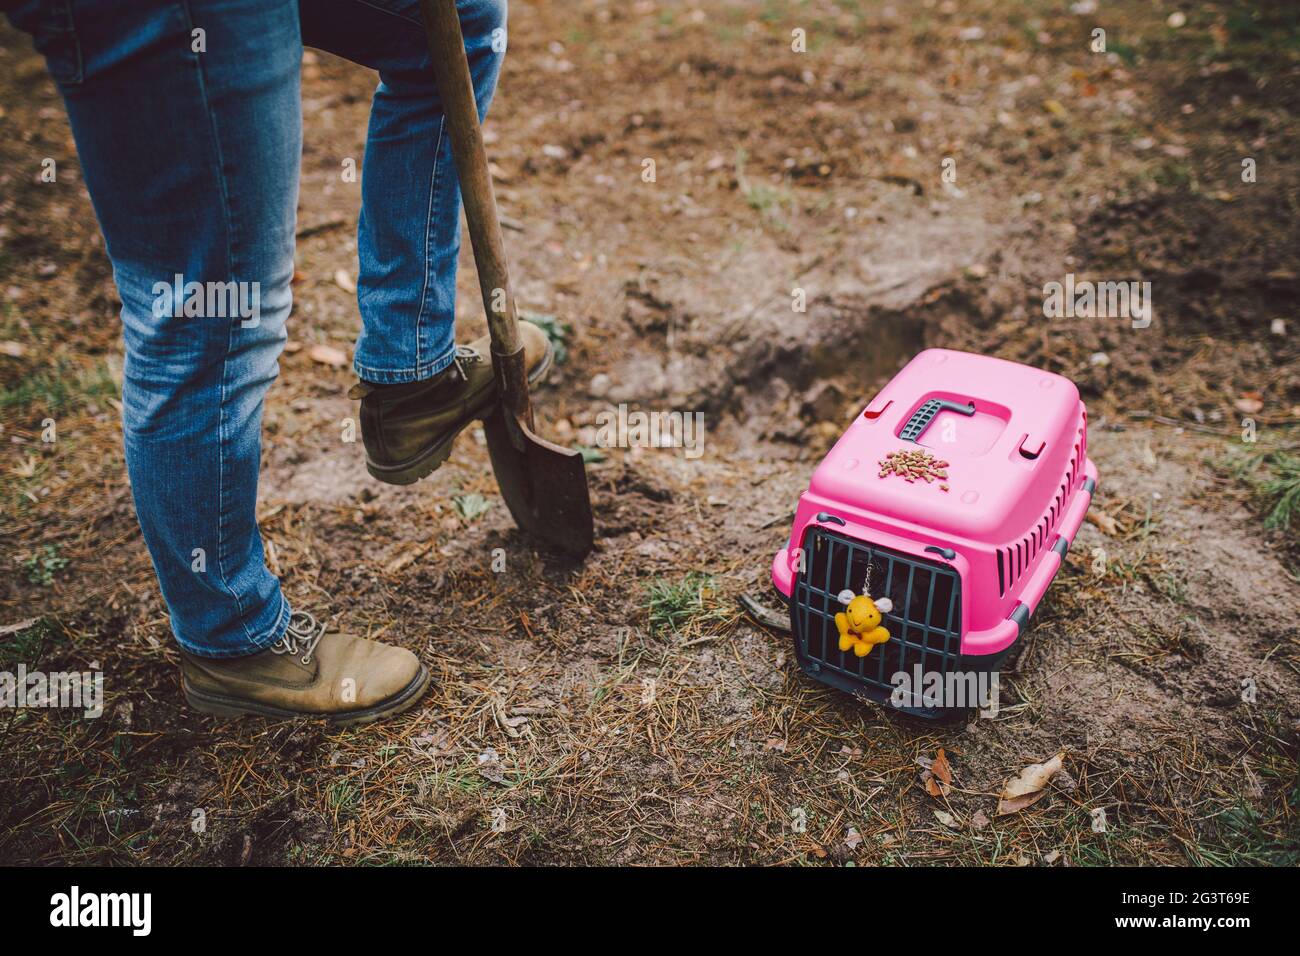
[834,589,893,657]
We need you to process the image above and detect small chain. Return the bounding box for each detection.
[863,552,877,597]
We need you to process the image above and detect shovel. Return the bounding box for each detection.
[417,0,594,556]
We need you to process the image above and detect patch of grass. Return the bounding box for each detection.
[1151,159,1197,193]
[1186,709,1300,865]
[644,571,727,636]
[1221,7,1300,59]
[0,618,61,668]
[19,544,69,586]
[452,493,492,522]
[428,760,493,796]
[1224,447,1300,531]
[1147,3,1300,84]
[1203,801,1300,865]
[1257,451,1300,531]
[1108,39,1140,66]
[758,0,788,25]
[734,149,792,218]
[520,311,569,365]
[0,357,118,418]
[325,780,362,818]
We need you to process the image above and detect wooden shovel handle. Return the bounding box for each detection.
[417,0,531,424]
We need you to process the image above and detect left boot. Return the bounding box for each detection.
[350,321,553,485]
[180,611,429,726]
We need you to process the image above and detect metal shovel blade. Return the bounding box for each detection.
[483,404,594,556]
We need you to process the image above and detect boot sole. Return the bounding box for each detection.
[365,342,554,486]
[183,664,431,727]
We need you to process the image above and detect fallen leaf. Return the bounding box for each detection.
[333,269,356,293]
[412,730,450,754]
[510,697,555,716]
[844,827,863,850]
[997,752,1065,815]
[477,747,508,784]
[0,341,26,358]
[1234,396,1264,415]
[498,714,529,738]
[932,748,953,787]
[1087,511,1119,536]
[934,810,958,828]
[308,344,348,368]
[492,697,525,738]
[970,809,990,830]
[919,750,951,798]
[1043,99,1069,120]
[1043,849,1062,864]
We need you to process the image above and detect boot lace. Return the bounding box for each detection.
[451,344,483,382]
[271,610,327,666]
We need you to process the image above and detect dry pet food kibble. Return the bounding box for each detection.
[878,448,950,488]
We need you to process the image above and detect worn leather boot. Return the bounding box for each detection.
[350,321,554,485]
[181,611,429,726]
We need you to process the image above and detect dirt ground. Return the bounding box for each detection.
[2,0,1298,865]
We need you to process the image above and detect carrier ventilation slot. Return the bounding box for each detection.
[997,413,1088,596]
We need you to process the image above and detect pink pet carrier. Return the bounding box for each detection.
[772,349,1097,717]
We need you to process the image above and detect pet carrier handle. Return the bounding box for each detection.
[899,399,975,442]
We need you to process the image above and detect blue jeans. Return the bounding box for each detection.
[6,0,506,657]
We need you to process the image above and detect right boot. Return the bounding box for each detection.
[350,320,554,485]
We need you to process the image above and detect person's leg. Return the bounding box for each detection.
[299,0,507,385]
[301,0,552,487]
[7,0,301,657]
